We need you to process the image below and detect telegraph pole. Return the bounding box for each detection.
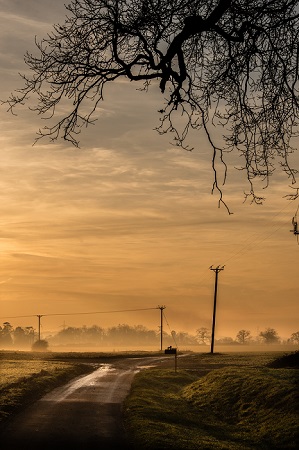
[37,315,43,341]
[158,305,166,351]
[210,266,224,354]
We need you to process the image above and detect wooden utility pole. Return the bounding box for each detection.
[37,315,43,341]
[209,266,224,354]
[158,305,166,351]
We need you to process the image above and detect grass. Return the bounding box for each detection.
[124,352,299,449]
[1,350,298,449]
[0,351,96,423]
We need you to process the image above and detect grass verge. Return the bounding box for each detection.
[124,353,298,450]
[0,352,95,424]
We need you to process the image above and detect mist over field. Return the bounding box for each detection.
[1,320,298,354]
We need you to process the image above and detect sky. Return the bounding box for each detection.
[0,0,298,342]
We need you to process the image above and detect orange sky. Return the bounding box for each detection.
[0,0,298,341]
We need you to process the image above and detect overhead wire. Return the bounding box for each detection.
[222,199,298,266]
[180,199,298,305]
[2,203,297,330]
[0,307,159,320]
[163,311,179,350]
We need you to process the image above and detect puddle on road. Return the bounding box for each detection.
[42,364,114,402]
[41,358,164,404]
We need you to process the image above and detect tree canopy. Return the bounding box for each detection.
[4,0,299,208]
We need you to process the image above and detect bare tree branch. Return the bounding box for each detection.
[2,0,299,208]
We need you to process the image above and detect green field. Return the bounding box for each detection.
[0,350,298,449]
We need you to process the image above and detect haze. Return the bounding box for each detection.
[0,0,298,342]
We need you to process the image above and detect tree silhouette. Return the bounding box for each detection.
[31,339,49,352]
[236,329,251,344]
[290,331,299,344]
[0,322,13,347]
[4,0,299,208]
[196,326,211,345]
[13,326,35,347]
[259,327,280,344]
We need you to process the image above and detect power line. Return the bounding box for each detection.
[0,307,159,320]
[222,200,297,266]
[44,307,158,317]
[163,311,179,350]
[178,202,296,307]
[1,307,162,344]
[1,315,36,319]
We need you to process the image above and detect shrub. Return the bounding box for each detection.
[31,340,49,352]
[267,351,299,368]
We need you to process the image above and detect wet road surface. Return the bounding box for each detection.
[0,356,164,450]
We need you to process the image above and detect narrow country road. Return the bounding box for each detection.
[0,356,165,450]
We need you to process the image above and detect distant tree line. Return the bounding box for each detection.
[1,322,299,350]
[0,322,35,348]
[196,327,299,346]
